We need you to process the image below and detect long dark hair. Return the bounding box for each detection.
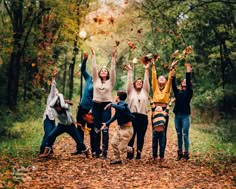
[54,97,65,114]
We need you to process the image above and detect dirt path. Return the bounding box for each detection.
[16,122,235,189]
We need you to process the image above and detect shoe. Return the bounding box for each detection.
[39,147,51,158]
[71,150,82,155]
[110,160,122,165]
[82,148,90,158]
[127,147,134,160]
[183,152,189,161]
[136,151,141,159]
[102,151,107,160]
[176,150,183,161]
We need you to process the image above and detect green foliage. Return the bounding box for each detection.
[0,99,44,139]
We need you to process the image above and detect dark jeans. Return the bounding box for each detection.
[76,105,95,153]
[128,113,148,153]
[152,130,165,158]
[40,116,56,154]
[46,123,87,152]
[92,101,111,156]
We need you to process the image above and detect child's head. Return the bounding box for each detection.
[155,105,163,112]
[116,90,127,101]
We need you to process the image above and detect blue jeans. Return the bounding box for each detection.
[46,123,87,152]
[92,102,111,156]
[152,130,165,158]
[174,114,190,152]
[40,116,56,154]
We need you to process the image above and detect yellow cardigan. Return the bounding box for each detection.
[152,64,173,104]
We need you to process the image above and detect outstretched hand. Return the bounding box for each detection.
[143,62,150,70]
[171,60,178,69]
[185,63,192,72]
[83,52,88,60]
[112,47,117,57]
[123,63,132,71]
[52,67,58,77]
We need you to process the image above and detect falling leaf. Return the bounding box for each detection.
[93,16,105,24]
[137,28,143,34]
[108,16,115,25]
[115,40,120,47]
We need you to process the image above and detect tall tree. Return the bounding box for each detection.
[4,0,49,109]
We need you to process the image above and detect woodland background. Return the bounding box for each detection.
[0,0,236,188]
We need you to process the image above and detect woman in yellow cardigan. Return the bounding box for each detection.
[151,55,177,155]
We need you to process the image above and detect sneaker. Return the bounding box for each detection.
[39,147,51,158]
[110,160,122,165]
[71,150,82,155]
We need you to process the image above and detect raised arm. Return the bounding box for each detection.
[126,64,133,95]
[165,61,178,93]
[81,52,90,80]
[91,48,98,82]
[185,63,192,90]
[152,64,157,93]
[110,47,117,87]
[143,63,150,93]
[46,68,58,104]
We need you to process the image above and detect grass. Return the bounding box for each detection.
[0,118,43,174]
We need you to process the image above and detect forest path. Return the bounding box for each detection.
[16,120,235,189]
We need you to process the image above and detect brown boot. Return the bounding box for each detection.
[176,150,183,161]
[39,147,51,158]
[82,148,90,158]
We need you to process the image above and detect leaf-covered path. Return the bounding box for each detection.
[16,122,235,189]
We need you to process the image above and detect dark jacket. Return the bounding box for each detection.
[106,101,135,126]
[80,58,93,112]
[172,72,193,115]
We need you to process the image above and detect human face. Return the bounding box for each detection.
[158,75,166,85]
[99,68,108,80]
[181,79,186,88]
[134,79,143,89]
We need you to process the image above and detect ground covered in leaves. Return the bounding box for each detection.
[1,122,236,189]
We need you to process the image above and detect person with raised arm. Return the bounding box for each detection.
[91,47,117,159]
[71,52,95,155]
[172,63,193,161]
[39,68,58,155]
[125,62,150,160]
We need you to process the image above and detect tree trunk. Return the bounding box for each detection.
[8,50,21,109]
[68,61,75,100]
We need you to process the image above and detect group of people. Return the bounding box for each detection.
[39,47,193,165]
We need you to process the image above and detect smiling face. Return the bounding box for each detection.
[99,68,109,80]
[134,79,143,90]
[158,75,166,85]
[181,79,186,87]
